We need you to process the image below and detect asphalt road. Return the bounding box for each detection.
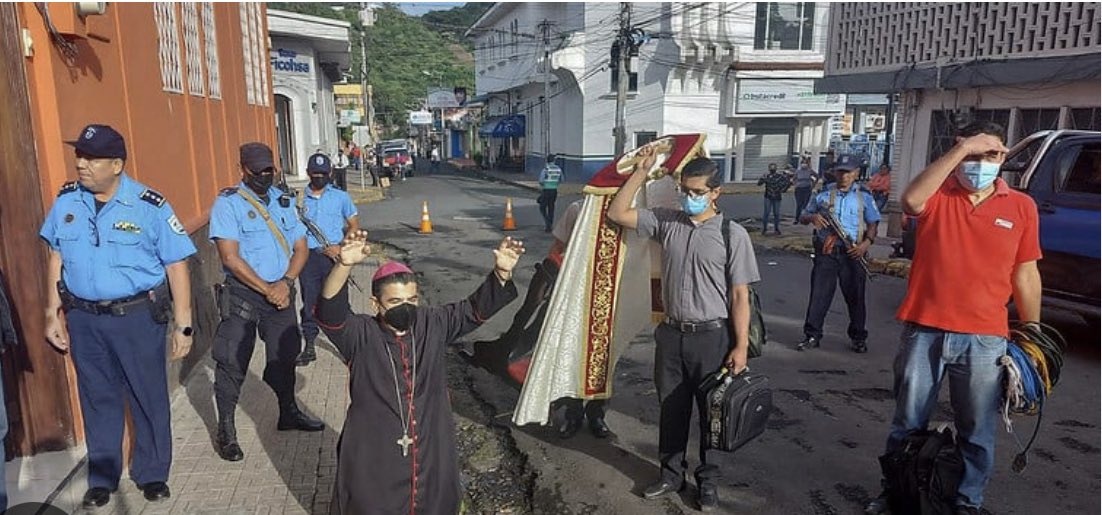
[357,165,1100,515]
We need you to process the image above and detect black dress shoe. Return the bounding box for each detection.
[82,487,112,508]
[217,438,244,461]
[851,340,869,353]
[698,485,719,511]
[643,480,684,500]
[139,481,171,502]
[295,347,317,366]
[587,416,611,438]
[557,417,582,439]
[277,406,325,432]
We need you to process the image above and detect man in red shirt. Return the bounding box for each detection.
[866,122,1042,515]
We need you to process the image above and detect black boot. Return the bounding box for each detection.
[278,402,324,432]
[216,416,243,462]
[296,339,317,366]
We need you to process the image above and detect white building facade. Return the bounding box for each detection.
[469,2,842,182]
[817,2,1101,221]
[267,10,351,179]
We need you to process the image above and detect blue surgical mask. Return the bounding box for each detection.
[680,193,711,215]
[956,161,1000,191]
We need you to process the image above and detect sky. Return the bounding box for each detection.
[396,2,466,16]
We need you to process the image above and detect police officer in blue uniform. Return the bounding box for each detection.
[39,124,196,508]
[294,152,359,366]
[798,154,881,353]
[209,142,324,462]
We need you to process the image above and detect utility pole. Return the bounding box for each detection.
[613,2,631,156]
[540,20,552,160]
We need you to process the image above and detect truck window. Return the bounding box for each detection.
[1003,135,1047,189]
[1059,143,1101,195]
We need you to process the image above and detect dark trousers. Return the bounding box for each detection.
[213,280,302,422]
[803,244,868,342]
[298,251,335,344]
[537,189,558,230]
[794,186,813,219]
[762,197,781,233]
[333,168,348,190]
[67,303,171,489]
[560,398,607,422]
[654,322,730,487]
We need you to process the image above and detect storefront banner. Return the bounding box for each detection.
[270,48,312,74]
[427,87,460,109]
[409,111,433,125]
[736,79,843,114]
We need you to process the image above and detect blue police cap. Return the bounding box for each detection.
[833,154,862,172]
[65,124,127,159]
[306,153,331,174]
[239,142,275,172]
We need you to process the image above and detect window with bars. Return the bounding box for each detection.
[1070,108,1101,131]
[251,3,269,106]
[927,109,1011,162]
[202,2,221,99]
[182,3,204,96]
[754,2,816,51]
[239,3,254,104]
[154,3,183,93]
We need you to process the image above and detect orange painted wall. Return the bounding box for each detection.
[22,2,276,232]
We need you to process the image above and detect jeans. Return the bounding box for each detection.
[794,186,813,219]
[886,323,1007,508]
[0,362,8,509]
[761,197,781,233]
[873,192,889,212]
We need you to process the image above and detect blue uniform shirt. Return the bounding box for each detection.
[39,174,197,301]
[300,184,358,249]
[209,182,307,282]
[802,184,881,242]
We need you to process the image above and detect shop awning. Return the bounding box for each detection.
[478,114,525,138]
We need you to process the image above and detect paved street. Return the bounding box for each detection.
[50,165,1098,514]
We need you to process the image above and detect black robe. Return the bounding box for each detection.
[316,272,518,515]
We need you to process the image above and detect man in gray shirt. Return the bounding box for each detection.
[608,150,760,512]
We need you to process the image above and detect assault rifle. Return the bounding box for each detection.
[282,171,363,291]
[821,207,872,277]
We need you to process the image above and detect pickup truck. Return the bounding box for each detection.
[1004,130,1100,326]
[898,130,1100,327]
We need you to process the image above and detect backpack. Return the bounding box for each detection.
[721,218,767,358]
[878,428,965,515]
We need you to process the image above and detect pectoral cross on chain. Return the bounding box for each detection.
[397,433,414,457]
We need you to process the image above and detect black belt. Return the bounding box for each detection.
[663,318,725,333]
[67,290,153,316]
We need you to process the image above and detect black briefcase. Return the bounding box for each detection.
[700,368,772,452]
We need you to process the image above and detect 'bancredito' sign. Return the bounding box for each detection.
[735,79,843,114]
[270,48,311,74]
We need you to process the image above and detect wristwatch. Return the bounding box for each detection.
[177,326,194,337]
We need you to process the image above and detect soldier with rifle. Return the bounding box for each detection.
[292,152,360,365]
[797,154,881,353]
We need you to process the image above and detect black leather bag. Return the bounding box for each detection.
[878,428,964,515]
[700,368,773,452]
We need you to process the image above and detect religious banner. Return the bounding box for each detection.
[513,134,709,426]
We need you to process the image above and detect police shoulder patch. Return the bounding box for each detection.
[140,189,166,207]
[167,215,187,235]
[57,181,79,197]
[219,186,239,197]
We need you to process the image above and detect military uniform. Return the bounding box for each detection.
[296,153,358,365]
[40,156,195,500]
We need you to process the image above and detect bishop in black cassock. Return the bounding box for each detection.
[315,231,523,514]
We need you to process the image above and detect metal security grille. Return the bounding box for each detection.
[202,2,221,99]
[828,3,1101,74]
[182,3,204,96]
[154,3,183,94]
[927,109,1011,162]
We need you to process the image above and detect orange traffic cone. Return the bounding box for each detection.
[419,201,433,234]
[503,198,517,231]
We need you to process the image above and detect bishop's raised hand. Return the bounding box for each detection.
[492,236,525,276]
[338,229,372,266]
